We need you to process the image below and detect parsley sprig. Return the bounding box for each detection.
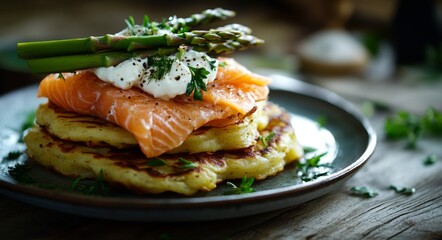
[70,170,110,196]
[423,154,438,166]
[223,176,256,195]
[4,150,23,160]
[297,152,332,182]
[148,56,174,81]
[385,107,442,148]
[186,66,209,100]
[8,163,36,184]
[350,186,379,198]
[389,185,416,196]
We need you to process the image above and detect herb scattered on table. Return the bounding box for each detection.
[223,176,256,195]
[389,185,416,196]
[385,107,442,149]
[423,154,438,166]
[350,186,378,198]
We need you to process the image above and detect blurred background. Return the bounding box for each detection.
[1,0,441,109]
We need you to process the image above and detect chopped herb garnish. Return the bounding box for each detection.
[57,73,66,81]
[148,56,174,81]
[125,15,136,35]
[385,111,423,149]
[186,66,209,100]
[223,176,256,195]
[389,185,416,196]
[218,61,228,67]
[142,15,151,28]
[147,158,167,166]
[176,46,186,61]
[70,170,110,195]
[302,146,318,154]
[350,186,378,198]
[21,111,35,132]
[423,154,438,166]
[8,163,36,184]
[4,150,23,160]
[206,57,217,71]
[316,116,327,128]
[258,132,275,148]
[178,158,197,169]
[423,107,442,135]
[385,107,442,148]
[296,152,332,182]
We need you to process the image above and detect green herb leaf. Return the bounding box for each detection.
[8,163,36,184]
[316,116,327,128]
[306,152,328,167]
[147,158,167,166]
[385,107,442,148]
[389,185,416,196]
[302,146,318,154]
[296,152,331,182]
[148,56,174,81]
[423,154,438,166]
[4,150,23,160]
[143,15,151,28]
[21,111,35,132]
[385,111,423,149]
[176,46,186,61]
[218,61,228,67]
[207,57,217,71]
[223,176,256,195]
[57,73,66,81]
[423,108,442,135]
[125,16,136,35]
[70,170,110,195]
[350,186,378,198]
[259,132,275,148]
[178,158,197,169]
[186,66,209,100]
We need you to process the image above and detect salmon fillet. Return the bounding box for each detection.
[37,58,270,158]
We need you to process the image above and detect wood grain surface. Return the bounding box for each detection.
[1,78,441,240]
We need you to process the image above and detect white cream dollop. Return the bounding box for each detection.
[91,50,218,100]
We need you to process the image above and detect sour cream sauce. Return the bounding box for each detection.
[92,50,218,100]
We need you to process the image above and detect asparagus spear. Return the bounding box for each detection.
[17,29,251,59]
[164,8,235,32]
[25,35,263,74]
[17,8,264,74]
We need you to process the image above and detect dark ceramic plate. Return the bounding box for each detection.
[0,75,376,222]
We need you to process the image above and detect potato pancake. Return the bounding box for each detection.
[24,102,303,195]
[37,102,266,153]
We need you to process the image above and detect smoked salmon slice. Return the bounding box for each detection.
[37,58,270,158]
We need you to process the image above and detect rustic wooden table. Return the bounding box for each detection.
[1,69,441,239]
